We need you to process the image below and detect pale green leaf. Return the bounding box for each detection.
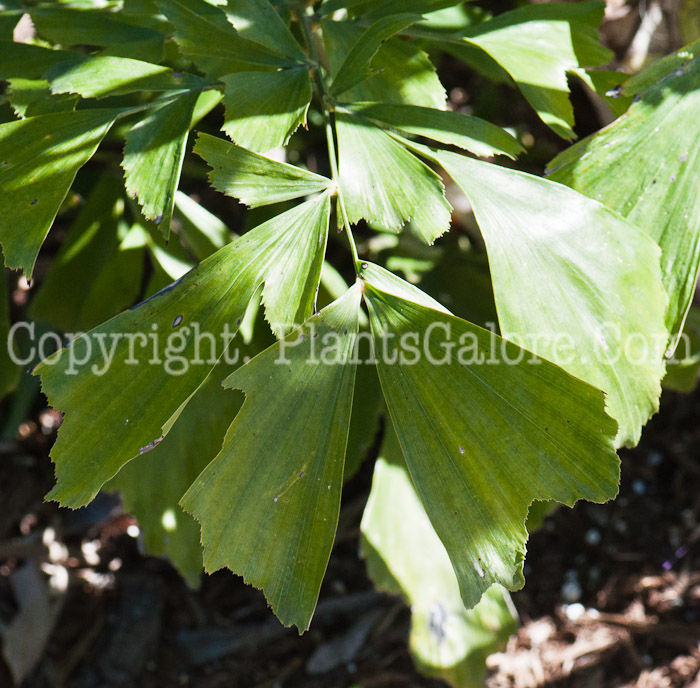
[47,56,207,98]
[434,150,667,447]
[174,191,232,261]
[122,91,199,237]
[330,14,421,97]
[461,2,612,139]
[195,132,330,207]
[221,68,312,153]
[0,109,119,276]
[37,196,332,508]
[225,0,306,62]
[336,110,451,243]
[181,285,363,630]
[361,426,517,687]
[350,102,524,159]
[156,0,295,77]
[547,51,700,348]
[107,359,246,586]
[362,266,619,608]
[322,18,446,109]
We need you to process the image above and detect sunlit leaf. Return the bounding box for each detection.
[460,2,612,139]
[547,50,700,348]
[122,91,200,237]
[330,14,421,97]
[182,285,363,630]
[47,56,207,98]
[350,102,524,159]
[335,110,451,243]
[221,67,312,153]
[37,195,331,508]
[361,426,517,687]
[362,265,619,608]
[0,109,119,276]
[433,149,667,447]
[225,0,307,62]
[156,0,296,77]
[195,132,330,207]
[322,18,446,109]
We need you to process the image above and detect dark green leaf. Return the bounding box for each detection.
[182,285,363,630]
[122,91,200,237]
[107,358,246,586]
[29,176,144,332]
[37,195,332,507]
[0,109,119,276]
[362,265,619,608]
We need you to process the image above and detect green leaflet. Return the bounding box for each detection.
[460,2,612,139]
[362,266,620,609]
[221,68,312,153]
[122,91,200,237]
[8,79,79,118]
[156,0,296,77]
[350,102,524,159]
[47,56,207,98]
[182,285,363,631]
[37,194,330,508]
[0,109,119,277]
[107,358,247,587]
[547,51,700,348]
[195,132,330,207]
[361,426,517,687]
[433,150,668,448]
[225,0,307,62]
[330,14,421,97]
[0,42,80,80]
[322,18,446,109]
[29,176,144,333]
[335,110,451,243]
